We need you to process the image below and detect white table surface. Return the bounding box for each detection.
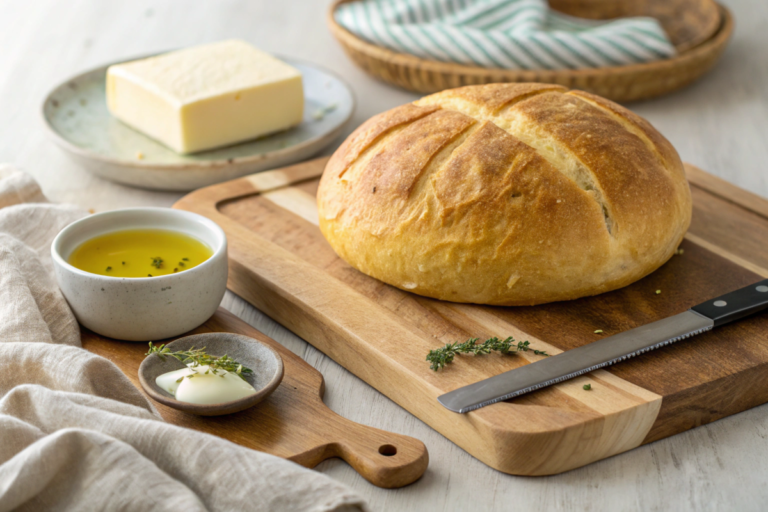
[2,1,766,510]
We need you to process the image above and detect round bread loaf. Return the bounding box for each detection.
[317,84,692,306]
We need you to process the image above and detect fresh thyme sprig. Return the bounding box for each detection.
[426,336,548,371]
[146,342,253,381]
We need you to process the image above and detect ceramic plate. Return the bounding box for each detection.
[42,55,354,191]
[139,333,284,416]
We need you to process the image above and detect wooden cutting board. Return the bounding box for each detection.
[174,156,768,476]
[81,308,429,488]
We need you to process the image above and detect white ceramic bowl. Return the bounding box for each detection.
[51,207,228,341]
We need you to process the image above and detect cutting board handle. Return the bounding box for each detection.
[290,406,429,489]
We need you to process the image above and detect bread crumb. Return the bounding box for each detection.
[136,152,144,160]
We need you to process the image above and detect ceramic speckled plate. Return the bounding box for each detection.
[139,332,284,416]
[42,55,354,191]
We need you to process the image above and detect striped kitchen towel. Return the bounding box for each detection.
[335,0,676,70]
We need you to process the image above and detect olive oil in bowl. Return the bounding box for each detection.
[68,229,213,278]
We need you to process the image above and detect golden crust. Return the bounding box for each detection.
[437,82,567,113]
[324,103,440,180]
[317,84,692,305]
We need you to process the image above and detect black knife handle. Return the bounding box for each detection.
[691,279,768,327]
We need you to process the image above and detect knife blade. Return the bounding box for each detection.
[438,279,768,414]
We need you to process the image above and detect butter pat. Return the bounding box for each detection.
[156,364,256,405]
[106,40,304,154]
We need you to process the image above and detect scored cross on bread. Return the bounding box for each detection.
[317,83,691,306]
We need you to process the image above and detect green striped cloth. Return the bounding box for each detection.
[335,0,676,70]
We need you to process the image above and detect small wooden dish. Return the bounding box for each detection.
[328,0,733,102]
[138,333,284,416]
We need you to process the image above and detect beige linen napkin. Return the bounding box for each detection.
[0,166,367,512]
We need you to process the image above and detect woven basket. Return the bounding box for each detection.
[327,0,733,102]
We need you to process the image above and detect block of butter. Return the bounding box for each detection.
[106,40,304,154]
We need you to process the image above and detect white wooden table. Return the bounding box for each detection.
[2,1,766,510]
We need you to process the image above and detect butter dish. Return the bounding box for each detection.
[139,333,284,416]
[42,54,353,191]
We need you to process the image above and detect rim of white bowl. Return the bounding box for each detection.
[51,207,227,281]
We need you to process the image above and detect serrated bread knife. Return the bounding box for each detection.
[438,279,768,413]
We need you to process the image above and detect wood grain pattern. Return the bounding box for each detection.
[327,0,733,102]
[81,307,429,489]
[173,157,768,475]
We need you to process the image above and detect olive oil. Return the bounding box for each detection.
[68,229,213,278]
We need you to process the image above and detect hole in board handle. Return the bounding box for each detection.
[378,444,397,456]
